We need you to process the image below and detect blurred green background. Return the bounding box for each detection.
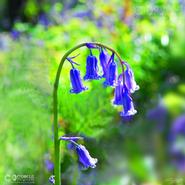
[0,0,185,184]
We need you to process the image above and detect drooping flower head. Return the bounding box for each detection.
[84,49,101,80]
[60,136,98,169]
[112,74,124,105]
[120,85,137,117]
[99,48,110,77]
[67,57,88,94]
[123,62,139,93]
[65,43,139,118]
[103,53,117,87]
[76,144,98,169]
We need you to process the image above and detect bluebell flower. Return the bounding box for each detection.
[147,102,167,131]
[170,115,185,172]
[103,53,117,87]
[123,62,139,93]
[120,85,137,117]
[171,115,185,136]
[99,48,110,77]
[11,30,20,40]
[45,159,54,172]
[49,175,55,184]
[84,50,101,80]
[38,13,50,27]
[60,136,98,169]
[76,144,98,169]
[112,75,123,105]
[70,68,88,94]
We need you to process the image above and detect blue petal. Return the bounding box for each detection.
[99,48,110,77]
[120,85,137,117]
[70,68,88,94]
[124,62,139,93]
[103,53,117,87]
[84,55,101,80]
[45,159,54,172]
[112,75,124,105]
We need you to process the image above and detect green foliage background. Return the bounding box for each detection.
[0,0,185,184]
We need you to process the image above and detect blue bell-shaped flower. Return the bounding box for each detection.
[76,144,98,169]
[120,85,137,117]
[112,75,124,105]
[103,53,117,87]
[60,136,98,169]
[99,48,110,77]
[70,68,88,94]
[84,50,101,80]
[124,62,139,93]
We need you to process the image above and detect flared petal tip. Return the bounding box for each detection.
[112,99,122,106]
[90,158,98,168]
[84,75,102,81]
[120,109,137,117]
[70,87,88,94]
[130,85,140,93]
[103,81,116,88]
[135,85,140,91]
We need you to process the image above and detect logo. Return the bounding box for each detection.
[5,174,35,184]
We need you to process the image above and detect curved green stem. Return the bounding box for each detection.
[53,42,124,185]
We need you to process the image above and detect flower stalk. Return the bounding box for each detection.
[53,42,128,185]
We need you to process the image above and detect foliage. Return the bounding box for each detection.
[0,0,185,184]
